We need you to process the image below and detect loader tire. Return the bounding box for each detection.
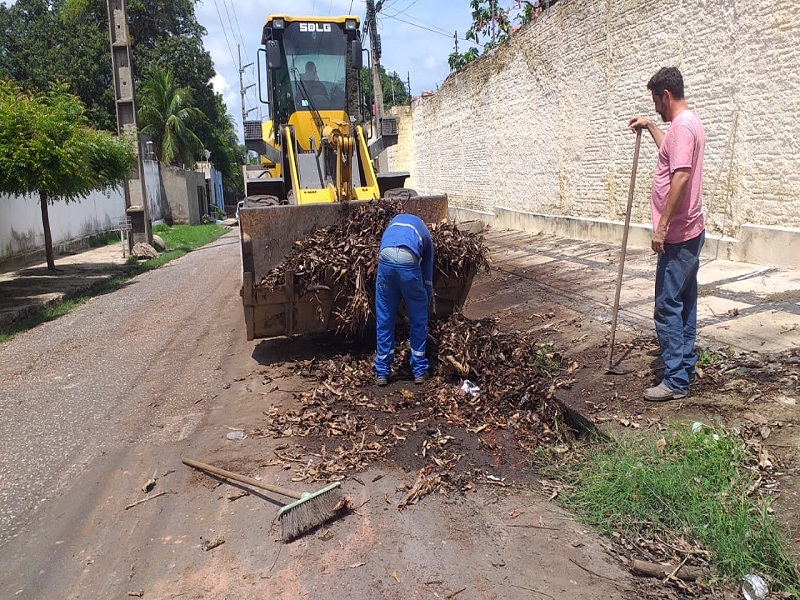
[384,188,418,200]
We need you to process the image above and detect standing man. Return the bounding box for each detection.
[628,67,706,402]
[374,213,434,386]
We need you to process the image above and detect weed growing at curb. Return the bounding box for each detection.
[540,423,800,594]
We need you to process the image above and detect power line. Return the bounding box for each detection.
[211,0,238,69]
[228,0,249,61]
[381,12,478,45]
[388,0,420,17]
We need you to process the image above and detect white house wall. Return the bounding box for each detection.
[0,187,126,262]
[394,0,800,267]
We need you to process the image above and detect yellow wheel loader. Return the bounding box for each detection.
[239,14,470,340]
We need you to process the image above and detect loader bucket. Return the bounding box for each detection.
[239,195,473,341]
[240,195,448,278]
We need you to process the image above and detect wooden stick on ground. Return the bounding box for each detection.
[628,558,706,581]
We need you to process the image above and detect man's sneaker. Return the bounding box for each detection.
[376,375,389,387]
[644,381,687,402]
[414,371,430,384]
[688,372,698,386]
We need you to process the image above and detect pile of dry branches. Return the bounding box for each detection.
[257,312,578,495]
[256,199,488,336]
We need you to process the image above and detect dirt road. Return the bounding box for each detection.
[1,229,796,599]
[0,231,646,600]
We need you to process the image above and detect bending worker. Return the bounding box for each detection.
[374,214,434,386]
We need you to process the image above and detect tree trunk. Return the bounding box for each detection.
[39,190,55,271]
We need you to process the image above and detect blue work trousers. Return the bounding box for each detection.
[374,249,429,379]
[654,231,705,393]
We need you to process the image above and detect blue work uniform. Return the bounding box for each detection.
[374,214,434,379]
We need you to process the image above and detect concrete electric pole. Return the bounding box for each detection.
[106,0,152,248]
[238,45,257,126]
[365,0,385,129]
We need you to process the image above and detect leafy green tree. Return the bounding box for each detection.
[360,66,410,109]
[138,67,205,167]
[0,80,135,270]
[448,0,559,72]
[2,0,243,199]
[466,0,512,52]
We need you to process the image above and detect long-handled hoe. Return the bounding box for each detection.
[182,458,348,542]
[606,128,642,375]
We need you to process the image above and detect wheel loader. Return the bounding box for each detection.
[239,14,474,340]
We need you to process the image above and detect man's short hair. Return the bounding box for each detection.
[647,67,684,100]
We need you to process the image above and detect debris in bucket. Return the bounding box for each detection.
[256,198,488,337]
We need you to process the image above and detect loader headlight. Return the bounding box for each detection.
[273,18,284,29]
[345,19,357,30]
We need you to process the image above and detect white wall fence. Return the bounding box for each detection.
[0,157,216,264]
[391,0,800,268]
[0,187,128,263]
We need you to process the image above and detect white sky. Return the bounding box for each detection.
[195,0,478,141]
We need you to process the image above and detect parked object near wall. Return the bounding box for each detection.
[392,0,800,268]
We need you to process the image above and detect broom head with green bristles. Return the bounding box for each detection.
[278,481,346,542]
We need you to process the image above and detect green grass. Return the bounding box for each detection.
[543,424,800,593]
[89,231,125,247]
[0,224,227,343]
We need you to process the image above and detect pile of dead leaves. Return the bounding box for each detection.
[256,198,488,337]
[254,312,579,506]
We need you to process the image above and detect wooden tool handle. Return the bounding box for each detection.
[606,127,642,367]
[182,458,303,500]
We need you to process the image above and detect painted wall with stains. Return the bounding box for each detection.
[391,0,800,266]
[0,188,127,263]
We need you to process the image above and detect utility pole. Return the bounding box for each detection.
[106,0,151,248]
[454,30,459,55]
[365,0,384,129]
[238,45,256,126]
[406,71,411,103]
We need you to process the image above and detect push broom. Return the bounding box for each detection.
[182,458,347,542]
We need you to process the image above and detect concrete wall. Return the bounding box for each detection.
[160,166,205,225]
[0,187,126,263]
[392,0,800,268]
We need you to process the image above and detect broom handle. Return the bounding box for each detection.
[182,458,304,500]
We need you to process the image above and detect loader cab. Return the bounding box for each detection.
[262,16,362,147]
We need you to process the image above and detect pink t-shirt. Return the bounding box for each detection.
[651,109,706,243]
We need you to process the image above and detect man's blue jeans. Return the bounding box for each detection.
[374,248,429,379]
[654,231,705,393]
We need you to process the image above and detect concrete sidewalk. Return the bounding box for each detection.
[486,230,800,356]
[0,244,131,328]
[2,229,799,357]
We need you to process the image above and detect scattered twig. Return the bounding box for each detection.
[508,584,554,599]
[446,588,466,599]
[125,491,169,510]
[568,557,627,585]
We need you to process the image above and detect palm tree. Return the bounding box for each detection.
[138,66,205,167]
